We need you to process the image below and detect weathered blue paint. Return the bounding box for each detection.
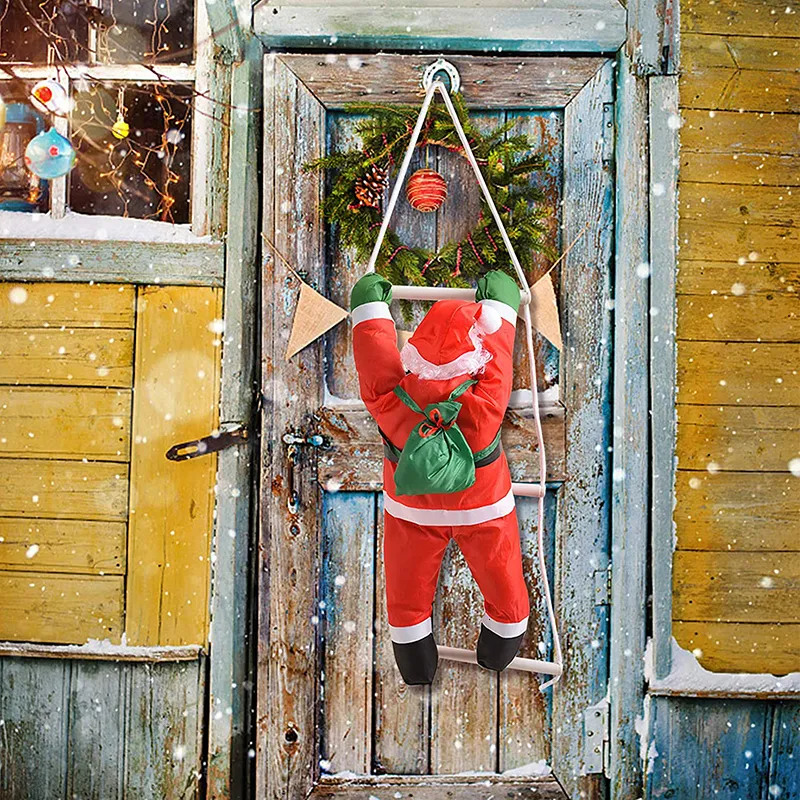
[253,0,627,54]
[646,697,775,799]
[648,75,679,683]
[0,239,225,286]
[553,58,615,799]
[609,49,650,800]
[0,656,205,799]
[206,28,263,800]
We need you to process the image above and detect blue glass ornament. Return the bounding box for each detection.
[24,127,76,180]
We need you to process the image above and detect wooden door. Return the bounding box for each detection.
[258,54,615,800]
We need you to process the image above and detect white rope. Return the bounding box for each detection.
[364,80,562,688]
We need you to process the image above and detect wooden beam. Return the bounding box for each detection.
[254,0,627,53]
[681,0,800,37]
[676,404,800,472]
[0,570,124,644]
[0,518,126,575]
[679,109,800,186]
[677,295,799,342]
[0,458,129,521]
[126,285,222,647]
[609,51,649,800]
[0,282,135,328]
[277,54,608,109]
[207,33,262,800]
[677,341,800,406]
[552,59,615,800]
[203,0,244,63]
[676,260,800,295]
[257,57,326,800]
[674,470,799,551]
[673,550,800,623]
[0,640,201,660]
[649,75,679,681]
[673,620,800,675]
[311,775,567,799]
[0,240,224,286]
[0,387,131,462]
[0,328,134,388]
[316,406,566,490]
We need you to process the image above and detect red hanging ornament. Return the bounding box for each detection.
[406,168,447,213]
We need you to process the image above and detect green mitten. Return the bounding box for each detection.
[350,273,393,310]
[476,270,521,313]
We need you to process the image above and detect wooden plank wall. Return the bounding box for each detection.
[0,284,134,643]
[0,283,222,647]
[0,655,205,799]
[673,5,800,674]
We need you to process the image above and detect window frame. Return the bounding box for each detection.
[0,0,215,239]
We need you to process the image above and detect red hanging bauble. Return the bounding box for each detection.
[406,168,447,213]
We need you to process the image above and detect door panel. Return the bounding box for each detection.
[259,53,614,800]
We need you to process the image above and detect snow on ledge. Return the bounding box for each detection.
[0,210,213,245]
[0,635,201,661]
[326,760,552,781]
[646,637,800,697]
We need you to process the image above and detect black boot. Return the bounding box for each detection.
[476,625,524,672]
[392,633,439,685]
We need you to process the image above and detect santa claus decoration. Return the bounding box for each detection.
[350,269,528,685]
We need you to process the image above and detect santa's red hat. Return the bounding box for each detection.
[400,299,503,381]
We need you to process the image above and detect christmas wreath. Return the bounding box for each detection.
[304,94,555,290]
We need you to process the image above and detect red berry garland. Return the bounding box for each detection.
[406,168,447,213]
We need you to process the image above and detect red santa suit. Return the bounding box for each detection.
[350,270,530,685]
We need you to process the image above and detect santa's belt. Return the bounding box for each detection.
[379,428,503,469]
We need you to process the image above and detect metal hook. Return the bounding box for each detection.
[421,58,461,94]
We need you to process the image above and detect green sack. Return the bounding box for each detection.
[392,380,477,497]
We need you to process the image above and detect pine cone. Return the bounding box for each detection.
[350,165,387,211]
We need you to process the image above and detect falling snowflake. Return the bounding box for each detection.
[8,287,28,305]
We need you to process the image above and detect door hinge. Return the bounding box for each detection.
[166,423,249,461]
[602,101,615,167]
[594,564,611,606]
[583,697,610,776]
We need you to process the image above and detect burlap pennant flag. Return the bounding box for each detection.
[285,282,349,360]
[530,272,562,351]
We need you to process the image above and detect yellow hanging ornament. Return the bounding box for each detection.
[111,114,129,139]
[111,88,129,139]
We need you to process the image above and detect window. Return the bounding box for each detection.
[0,0,208,230]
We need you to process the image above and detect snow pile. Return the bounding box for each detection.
[500,759,552,777]
[0,634,200,660]
[646,638,800,695]
[329,759,552,781]
[0,210,211,244]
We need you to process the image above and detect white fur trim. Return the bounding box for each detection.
[479,298,517,327]
[400,326,493,380]
[481,613,529,638]
[389,617,432,644]
[351,301,393,327]
[475,303,502,335]
[383,488,515,526]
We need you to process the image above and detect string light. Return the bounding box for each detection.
[1,0,245,222]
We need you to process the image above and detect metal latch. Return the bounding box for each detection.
[602,101,615,167]
[594,564,611,606]
[583,698,610,776]
[166,424,249,461]
[284,428,329,514]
